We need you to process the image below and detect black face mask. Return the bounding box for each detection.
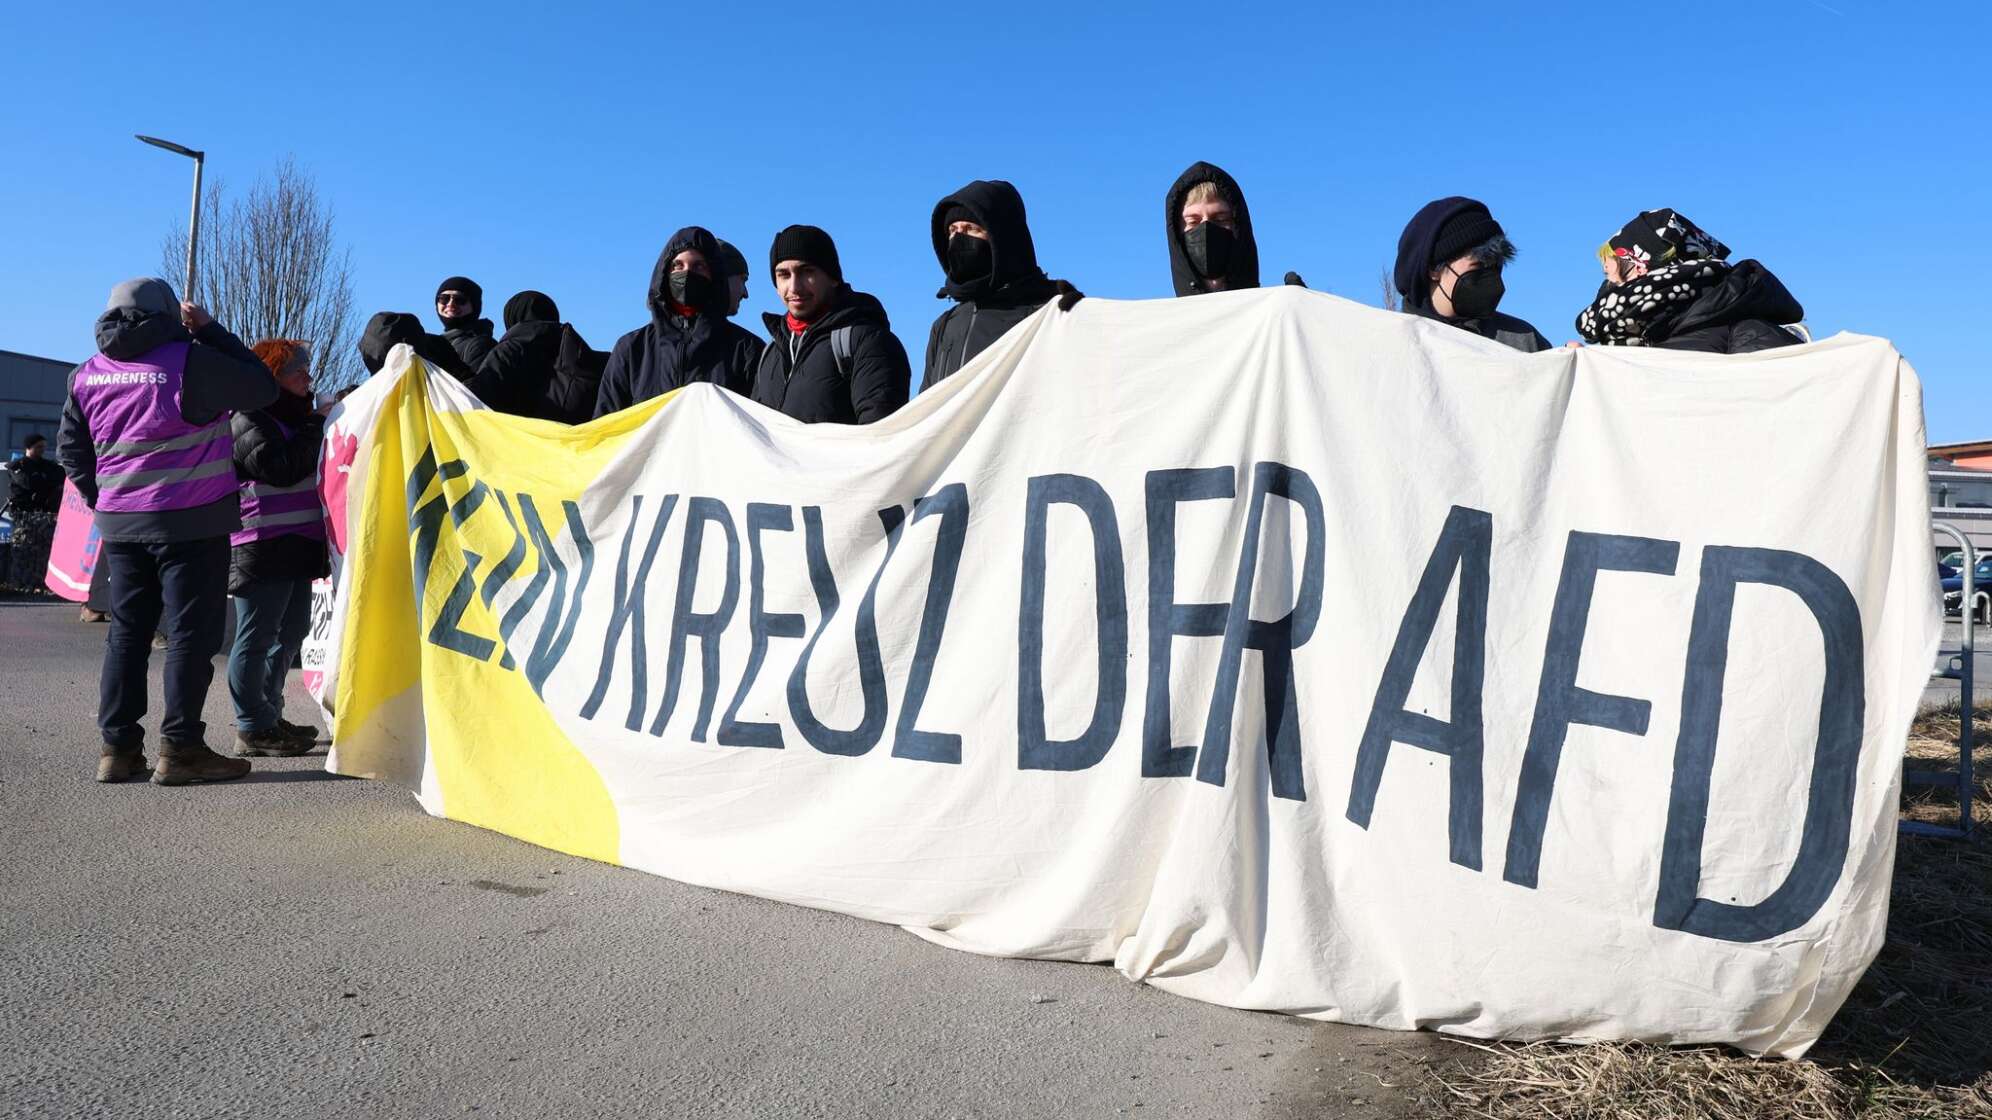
[944,233,994,287]
[1445,264,1505,320]
[1183,222,1234,281]
[668,270,713,312]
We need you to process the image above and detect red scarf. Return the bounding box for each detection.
[669,300,699,320]
[785,312,811,335]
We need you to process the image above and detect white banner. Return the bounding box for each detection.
[314,288,1939,1057]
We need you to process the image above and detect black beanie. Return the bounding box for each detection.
[1429,207,1503,270]
[940,204,974,230]
[435,275,482,311]
[768,225,842,283]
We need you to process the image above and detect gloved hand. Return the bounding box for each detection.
[1052,280,1084,312]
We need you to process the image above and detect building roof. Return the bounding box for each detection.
[1929,440,1992,460]
[0,349,76,410]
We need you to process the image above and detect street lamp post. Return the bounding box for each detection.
[134,134,205,302]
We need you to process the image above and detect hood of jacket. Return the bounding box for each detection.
[650,227,729,323]
[1164,161,1260,297]
[94,307,190,361]
[1653,260,1804,341]
[359,311,473,378]
[503,290,561,330]
[497,317,565,355]
[760,286,891,343]
[931,179,1054,306]
[1394,196,1491,313]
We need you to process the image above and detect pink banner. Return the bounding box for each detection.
[43,481,101,602]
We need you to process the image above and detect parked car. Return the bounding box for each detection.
[1941,558,1992,621]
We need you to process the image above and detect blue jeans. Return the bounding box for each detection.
[227,576,314,733]
[99,537,230,749]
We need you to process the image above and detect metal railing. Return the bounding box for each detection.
[1903,521,1976,839]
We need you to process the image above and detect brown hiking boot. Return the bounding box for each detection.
[153,741,252,785]
[234,726,310,758]
[95,747,150,783]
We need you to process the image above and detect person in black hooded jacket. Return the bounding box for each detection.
[594,227,765,418]
[1575,209,1805,354]
[1165,162,1261,297]
[435,276,497,370]
[356,311,476,380]
[921,179,1082,390]
[751,225,910,425]
[1393,197,1550,353]
[471,291,608,424]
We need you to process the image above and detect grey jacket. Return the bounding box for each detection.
[57,309,277,543]
[1414,305,1551,354]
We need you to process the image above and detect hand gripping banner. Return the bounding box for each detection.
[309,288,1939,1057]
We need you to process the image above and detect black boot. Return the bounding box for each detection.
[234,726,310,758]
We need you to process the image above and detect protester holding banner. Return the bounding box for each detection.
[1576,209,1806,353]
[1392,197,1551,353]
[358,311,475,380]
[716,239,750,319]
[920,179,1083,390]
[750,225,911,424]
[1165,162,1261,297]
[225,340,328,757]
[593,227,765,418]
[434,276,497,372]
[56,277,276,785]
[471,291,608,424]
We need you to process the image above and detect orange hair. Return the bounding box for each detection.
[250,338,310,377]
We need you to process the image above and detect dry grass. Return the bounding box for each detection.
[1434,1039,1990,1119]
[1428,705,1992,1119]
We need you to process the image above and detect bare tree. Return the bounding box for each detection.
[163,156,359,391]
[1378,267,1400,312]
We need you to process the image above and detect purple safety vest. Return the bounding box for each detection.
[231,414,326,547]
[73,342,237,515]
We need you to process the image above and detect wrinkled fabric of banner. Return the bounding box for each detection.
[311,288,1939,1057]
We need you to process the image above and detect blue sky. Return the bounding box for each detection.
[3,2,1985,439]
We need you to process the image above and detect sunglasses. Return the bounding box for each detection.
[438,292,473,305]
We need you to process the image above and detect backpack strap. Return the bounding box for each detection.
[831,327,855,379]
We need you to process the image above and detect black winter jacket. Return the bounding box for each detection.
[228,399,329,594]
[595,227,765,417]
[1639,261,1805,354]
[922,179,1061,390]
[6,455,64,514]
[750,288,910,425]
[441,319,497,371]
[474,320,609,424]
[1165,161,1260,297]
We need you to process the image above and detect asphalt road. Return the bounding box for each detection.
[0,596,1451,1120]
